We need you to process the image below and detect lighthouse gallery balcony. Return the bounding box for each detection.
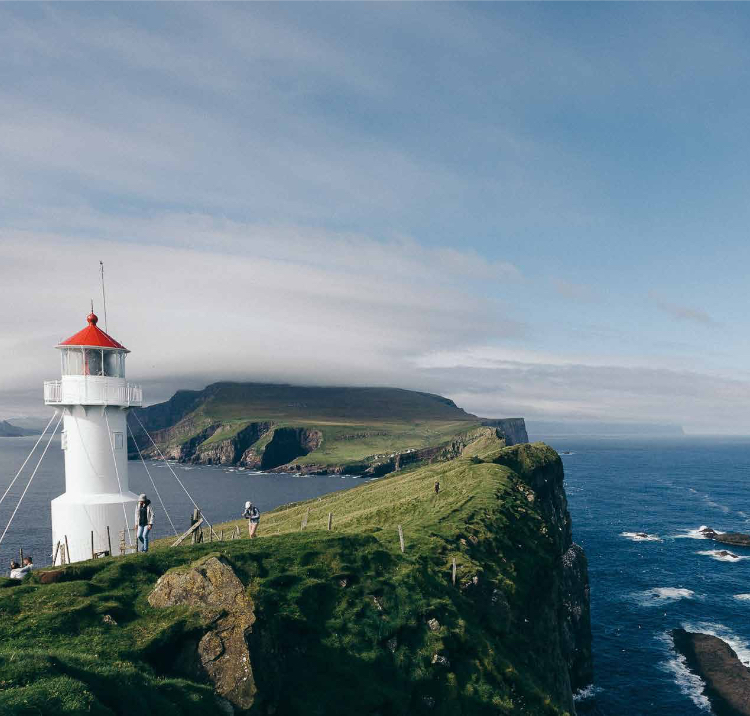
[44,377,142,407]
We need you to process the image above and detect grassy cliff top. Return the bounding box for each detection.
[0,441,572,716]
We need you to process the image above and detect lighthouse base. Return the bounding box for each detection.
[51,491,139,565]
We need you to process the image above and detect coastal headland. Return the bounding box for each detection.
[128,382,529,476]
[0,436,591,715]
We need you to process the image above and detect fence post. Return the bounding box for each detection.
[327,512,333,531]
[221,529,224,541]
[64,535,70,565]
[452,557,456,586]
[52,541,60,566]
[91,531,95,559]
[19,548,23,565]
[398,525,405,553]
[107,526,112,556]
[191,509,201,545]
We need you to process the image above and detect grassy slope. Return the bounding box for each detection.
[144,383,484,468]
[0,442,571,716]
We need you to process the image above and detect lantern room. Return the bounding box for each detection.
[44,313,141,407]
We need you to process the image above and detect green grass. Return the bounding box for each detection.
[0,442,574,716]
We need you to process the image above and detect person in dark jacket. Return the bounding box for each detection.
[243,501,261,538]
[135,494,154,552]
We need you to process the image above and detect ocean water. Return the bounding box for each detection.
[541,436,750,716]
[0,435,361,568]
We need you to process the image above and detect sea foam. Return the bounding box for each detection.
[632,587,698,606]
[657,632,711,712]
[621,531,661,542]
[696,549,747,562]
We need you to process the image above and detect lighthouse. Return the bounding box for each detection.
[44,312,142,564]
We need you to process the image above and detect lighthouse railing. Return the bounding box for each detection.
[44,379,142,407]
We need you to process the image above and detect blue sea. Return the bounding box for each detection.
[1,434,749,714]
[540,436,750,716]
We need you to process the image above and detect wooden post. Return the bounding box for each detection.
[91,531,95,559]
[171,518,204,547]
[398,525,405,553]
[191,509,201,545]
[327,512,333,531]
[19,547,23,565]
[107,526,112,557]
[452,557,456,586]
[221,529,224,541]
[52,541,60,566]
[64,535,70,565]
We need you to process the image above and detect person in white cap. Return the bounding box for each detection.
[242,500,261,538]
[135,494,154,552]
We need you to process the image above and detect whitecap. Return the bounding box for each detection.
[697,549,747,562]
[674,526,713,540]
[632,588,698,606]
[734,594,750,601]
[572,684,601,701]
[656,632,711,712]
[621,531,661,542]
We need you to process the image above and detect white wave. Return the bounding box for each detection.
[621,531,661,542]
[734,594,750,601]
[572,684,602,701]
[680,621,750,666]
[697,549,747,562]
[632,587,698,606]
[656,632,711,712]
[674,526,713,540]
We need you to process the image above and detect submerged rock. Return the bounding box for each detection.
[148,555,256,709]
[700,526,750,548]
[672,629,750,716]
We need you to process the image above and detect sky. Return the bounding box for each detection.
[2,2,750,433]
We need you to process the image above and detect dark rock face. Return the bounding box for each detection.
[261,427,323,470]
[494,444,594,698]
[198,422,274,466]
[700,527,750,548]
[672,629,750,716]
[479,418,529,445]
[149,555,257,710]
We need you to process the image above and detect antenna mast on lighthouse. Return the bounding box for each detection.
[100,260,109,333]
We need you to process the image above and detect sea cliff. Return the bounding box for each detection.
[0,440,590,715]
[129,382,529,477]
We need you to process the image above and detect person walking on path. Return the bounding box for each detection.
[243,501,261,538]
[135,494,154,552]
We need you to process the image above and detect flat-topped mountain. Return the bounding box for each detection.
[129,382,528,475]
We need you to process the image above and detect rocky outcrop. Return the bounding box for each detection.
[495,444,593,697]
[260,427,322,470]
[672,629,750,716]
[700,526,750,548]
[480,417,528,445]
[197,422,274,466]
[148,555,256,710]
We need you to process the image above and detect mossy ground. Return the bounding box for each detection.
[0,442,571,716]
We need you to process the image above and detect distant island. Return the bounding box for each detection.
[129,382,528,476]
[0,420,40,438]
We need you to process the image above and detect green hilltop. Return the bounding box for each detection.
[0,437,590,716]
[130,382,528,475]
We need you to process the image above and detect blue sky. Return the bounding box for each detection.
[2,3,750,432]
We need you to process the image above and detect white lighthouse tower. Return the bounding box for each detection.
[44,312,142,564]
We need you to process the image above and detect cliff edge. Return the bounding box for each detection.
[0,440,590,715]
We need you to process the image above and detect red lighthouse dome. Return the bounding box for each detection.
[57,313,128,351]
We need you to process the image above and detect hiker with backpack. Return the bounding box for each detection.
[243,501,261,538]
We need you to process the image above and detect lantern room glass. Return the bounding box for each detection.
[61,348,126,378]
